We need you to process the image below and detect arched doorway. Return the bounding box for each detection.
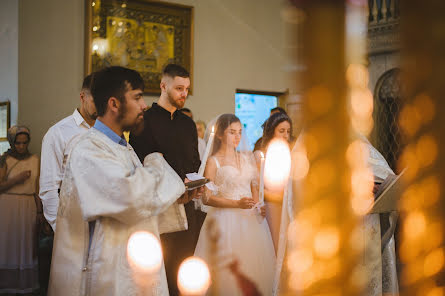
[373,68,402,172]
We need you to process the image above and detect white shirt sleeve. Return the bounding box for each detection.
[39,127,65,231]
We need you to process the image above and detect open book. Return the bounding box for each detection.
[369,169,405,214]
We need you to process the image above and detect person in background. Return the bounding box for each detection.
[130,64,203,296]
[0,126,42,295]
[254,112,293,253]
[179,107,193,119]
[253,107,287,152]
[38,74,96,294]
[195,120,207,161]
[40,74,97,231]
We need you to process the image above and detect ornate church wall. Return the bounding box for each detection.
[17,0,287,155]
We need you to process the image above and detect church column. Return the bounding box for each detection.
[398,0,445,294]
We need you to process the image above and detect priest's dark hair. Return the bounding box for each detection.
[162,64,190,79]
[212,114,241,156]
[261,112,293,150]
[91,66,144,117]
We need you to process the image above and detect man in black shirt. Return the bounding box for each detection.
[130,64,204,296]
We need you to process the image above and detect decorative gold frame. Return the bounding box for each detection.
[85,0,193,95]
[0,101,11,141]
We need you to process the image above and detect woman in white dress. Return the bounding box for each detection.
[194,114,276,296]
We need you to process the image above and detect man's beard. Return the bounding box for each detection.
[117,102,144,132]
[167,90,185,109]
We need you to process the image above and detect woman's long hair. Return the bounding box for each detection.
[211,114,241,156]
[261,112,293,150]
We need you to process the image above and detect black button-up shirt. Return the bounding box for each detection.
[130,103,200,180]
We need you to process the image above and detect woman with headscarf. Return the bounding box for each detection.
[0,126,42,294]
[254,112,293,254]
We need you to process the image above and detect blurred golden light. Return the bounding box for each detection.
[424,223,444,250]
[322,258,340,279]
[399,146,420,182]
[264,139,291,190]
[346,140,369,168]
[292,148,310,180]
[349,265,368,292]
[308,159,335,190]
[350,88,373,118]
[351,168,374,197]
[177,257,211,296]
[414,93,436,124]
[399,104,422,137]
[306,85,333,116]
[302,132,320,160]
[313,228,340,258]
[118,21,123,26]
[346,64,369,88]
[92,1,95,7]
[424,248,445,277]
[351,195,374,216]
[404,211,427,240]
[287,249,313,273]
[351,116,374,136]
[417,135,438,168]
[121,3,127,8]
[402,259,424,284]
[127,231,162,272]
[287,218,314,247]
[92,26,98,32]
[426,287,445,296]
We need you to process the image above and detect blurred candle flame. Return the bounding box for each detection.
[127,231,162,273]
[264,139,291,191]
[177,257,211,296]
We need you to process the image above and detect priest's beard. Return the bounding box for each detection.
[117,101,144,133]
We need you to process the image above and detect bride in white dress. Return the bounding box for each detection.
[194,114,276,296]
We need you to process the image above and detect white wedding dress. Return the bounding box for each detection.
[194,153,276,295]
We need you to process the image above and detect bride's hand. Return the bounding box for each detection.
[237,197,255,209]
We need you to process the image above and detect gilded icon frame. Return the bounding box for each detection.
[85,0,193,95]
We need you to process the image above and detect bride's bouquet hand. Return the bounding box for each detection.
[237,197,255,209]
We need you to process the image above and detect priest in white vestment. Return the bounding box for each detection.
[48,66,196,296]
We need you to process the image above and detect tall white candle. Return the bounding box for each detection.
[259,151,265,203]
[198,126,215,176]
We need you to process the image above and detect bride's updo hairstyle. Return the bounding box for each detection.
[211,114,241,155]
[261,112,293,150]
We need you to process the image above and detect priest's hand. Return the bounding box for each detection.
[177,179,205,204]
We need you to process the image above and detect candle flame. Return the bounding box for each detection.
[178,257,211,296]
[127,231,162,273]
[264,139,291,190]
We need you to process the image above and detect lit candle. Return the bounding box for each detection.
[264,139,291,193]
[259,151,265,203]
[198,126,215,176]
[127,231,162,273]
[177,257,211,296]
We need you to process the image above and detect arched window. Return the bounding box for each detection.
[373,68,402,172]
